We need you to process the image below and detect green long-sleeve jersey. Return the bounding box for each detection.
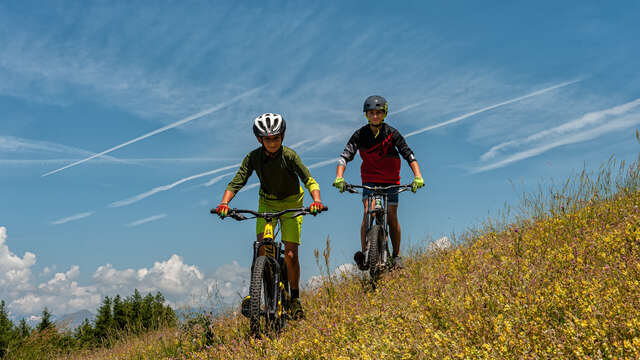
[226,146,320,200]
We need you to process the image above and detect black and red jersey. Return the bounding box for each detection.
[339,123,417,184]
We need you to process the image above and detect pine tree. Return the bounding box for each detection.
[17,318,31,338]
[93,296,113,341]
[0,300,14,357]
[36,307,54,332]
[73,318,95,347]
[128,289,143,333]
[112,295,127,332]
[152,292,166,329]
[141,293,154,331]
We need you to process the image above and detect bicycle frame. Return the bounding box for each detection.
[344,183,411,273]
[212,206,327,334]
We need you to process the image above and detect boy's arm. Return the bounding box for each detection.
[220,190,235,205]
[337,130,359,170]
[409,160,422,179]
[290,152,321,197]
[391,128,417,165]
[225,153,254,195]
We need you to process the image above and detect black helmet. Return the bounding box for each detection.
[253,113,286,137]
[363,95,388,113]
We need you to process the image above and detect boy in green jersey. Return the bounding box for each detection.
[215,113,323,319]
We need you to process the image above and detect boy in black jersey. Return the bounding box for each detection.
[333,96,424,270]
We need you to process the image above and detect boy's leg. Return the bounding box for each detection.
[283,241,299,290]
[360,199,369,252]
[354,199,371,270]
[388,205,401,257]
[281,214,304,319]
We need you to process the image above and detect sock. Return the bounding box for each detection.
[291,289,299,299]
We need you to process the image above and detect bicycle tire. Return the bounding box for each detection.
[367,224,383,282]
[249,256,275,337]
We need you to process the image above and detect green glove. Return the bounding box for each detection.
[411,176,424,193]
[333,177,346,193]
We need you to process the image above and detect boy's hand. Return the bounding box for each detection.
[309,201,324,215]
[215,203,229,218]
[411,176,424,193]
[332,177,346,192]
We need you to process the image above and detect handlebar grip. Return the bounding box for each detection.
[210,208,216,214]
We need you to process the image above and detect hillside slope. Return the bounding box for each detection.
[77,188,639,360]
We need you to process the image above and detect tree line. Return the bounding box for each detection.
[0,289,177,359]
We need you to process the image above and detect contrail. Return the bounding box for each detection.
[473,102,640,173]
[404,79,583,138]
[202,172,234,187]
[42,86,264,177]
[481,98,640,161]
[126,213,167,227]
[109,163,240,207]
[308,157,340,169]
[51,211,95,225]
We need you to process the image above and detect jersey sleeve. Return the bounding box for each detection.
[291,151,320,192]
[338,130,360,167]
[392,129,417,164]
[225,153,254,194]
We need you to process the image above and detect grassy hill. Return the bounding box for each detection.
[60,159,640,359]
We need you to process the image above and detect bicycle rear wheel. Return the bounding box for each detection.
[366,224,384,283]
[249,256,275,337]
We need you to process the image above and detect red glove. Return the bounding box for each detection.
[216,203,229,218]
[309,201,323,215]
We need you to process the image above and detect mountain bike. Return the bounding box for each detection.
[343,183,412,286]
[211,206,327,337]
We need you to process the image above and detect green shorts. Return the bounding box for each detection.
[256,191,304,245]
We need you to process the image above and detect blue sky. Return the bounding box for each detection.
[1,1,640,320]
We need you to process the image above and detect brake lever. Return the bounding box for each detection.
[290,210,307,218]
[230,213,248,221]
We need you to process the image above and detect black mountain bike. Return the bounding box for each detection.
[211,206,327,337]
[343,183,412,285]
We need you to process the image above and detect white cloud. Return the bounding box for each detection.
[0,226,252,318]
[0,227,36,294]
[427,236,452,252]
[50,211,95,225]
[305,263,358,291]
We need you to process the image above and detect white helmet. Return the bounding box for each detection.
[253,113,286,137]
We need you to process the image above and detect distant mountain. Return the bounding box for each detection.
[56,310,95,331]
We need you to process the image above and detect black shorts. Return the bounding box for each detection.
[362,182,399,205]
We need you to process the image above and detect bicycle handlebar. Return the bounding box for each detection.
[210,206,328,221]
[343,183,412,194]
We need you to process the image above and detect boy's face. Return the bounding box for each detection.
[366,109,386,127]
[259,134,283,153]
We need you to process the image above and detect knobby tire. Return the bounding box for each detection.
[249,256,275,337]
[367,224,383,283]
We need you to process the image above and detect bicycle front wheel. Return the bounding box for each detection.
[366,224,384,282]
[249,256,275,337]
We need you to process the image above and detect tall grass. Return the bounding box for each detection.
[56,152,640,359]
